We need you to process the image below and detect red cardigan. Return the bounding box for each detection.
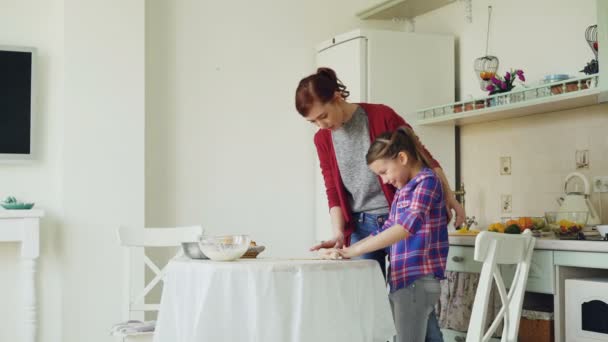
[313,103,441,244]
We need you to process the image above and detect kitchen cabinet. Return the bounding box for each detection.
[356,0,456,20]
[447,247,554,294]
[446,245,481,273]
[449,237,608,342]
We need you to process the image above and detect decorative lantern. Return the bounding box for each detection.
[474,6,499,91]
[585,24,598,59]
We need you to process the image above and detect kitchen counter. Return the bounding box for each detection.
[449,235,608,253]
[448,233,608,342]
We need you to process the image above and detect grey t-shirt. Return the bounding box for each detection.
[332,106,389,214]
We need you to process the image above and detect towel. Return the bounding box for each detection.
[110,320,156,337]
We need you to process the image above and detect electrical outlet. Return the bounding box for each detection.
[500,156,511,175]
[501,194,512,213]
[593,176,608,193]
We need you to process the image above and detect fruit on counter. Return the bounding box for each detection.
[479,71,495,80]
[455,226,480,235]
[559,224,582,235]
[558,219,580,228]
[531,217,546,230]
[505,224,522,234]
[487,222,506,233]
[518,217,533,230]
[505,219,519,227]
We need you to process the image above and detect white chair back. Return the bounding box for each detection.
[117,225,202,320]
[466,230,535,342]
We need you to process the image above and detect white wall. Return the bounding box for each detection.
[63,1,145,342]
[144,0,409,257]
[414,0,606,226]
[416,0,597,100]
[0,1,64,341]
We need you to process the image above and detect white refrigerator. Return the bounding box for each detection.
[314,29,456,241]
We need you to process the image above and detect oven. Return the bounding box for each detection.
[566,278,608,341]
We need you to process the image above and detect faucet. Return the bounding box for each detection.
[453,183,466,210]
[453,183,474,229]
[464,216,478,230]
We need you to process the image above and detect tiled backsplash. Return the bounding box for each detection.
[461,103,608,227]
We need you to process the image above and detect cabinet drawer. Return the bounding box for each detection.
[501,250,554,294]
[446,246,481,273]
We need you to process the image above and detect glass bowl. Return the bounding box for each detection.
[198,234,250,261]
[545,211,588,236]
[181,241,208,259]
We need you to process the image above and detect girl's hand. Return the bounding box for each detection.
[337,246,361,259]
[446,196,465,228]
[309,232,345,251]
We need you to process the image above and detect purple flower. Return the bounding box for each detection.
[515,70,524,76]
[486,84,495,91]
[500,81,507,90]
[518,74,526,82]
[504,72,511,81]
[491,76,501,85]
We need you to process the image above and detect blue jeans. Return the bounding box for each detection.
[351,212,444,342]
[350,212,390,278]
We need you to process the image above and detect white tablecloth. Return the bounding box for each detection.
[154,258,396,342]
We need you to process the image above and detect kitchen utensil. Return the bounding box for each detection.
[556,172,601,226]
[474,6,499,91]
[181,242,208,259]
[585,24,598,59]
[198,234,250,261]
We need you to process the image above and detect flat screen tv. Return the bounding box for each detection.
[0,46,36,160]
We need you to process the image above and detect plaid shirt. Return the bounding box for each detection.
[372,168,449,292]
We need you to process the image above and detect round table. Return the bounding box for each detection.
[154,258,396,342]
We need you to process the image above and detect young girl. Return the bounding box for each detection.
[336,126,449,342]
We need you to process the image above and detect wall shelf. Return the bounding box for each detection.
[356,0,456,20]
[416,75,602,126]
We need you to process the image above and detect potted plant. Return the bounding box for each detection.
[485,69,525,106]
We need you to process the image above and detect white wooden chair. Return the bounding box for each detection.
[466,230,535,342]
[114,225,203,342]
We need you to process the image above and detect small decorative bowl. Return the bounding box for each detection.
[0,202,35,210]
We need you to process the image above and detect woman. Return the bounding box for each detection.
[295,67,464,341]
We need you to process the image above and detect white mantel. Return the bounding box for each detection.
[0,209,44,342]
[0,210,45,220]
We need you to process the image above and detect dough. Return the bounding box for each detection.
[318,248,343,260]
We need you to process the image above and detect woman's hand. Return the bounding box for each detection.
[446,196,465,228]
[309,232,345,251]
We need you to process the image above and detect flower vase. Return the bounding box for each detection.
[509,92,524,103]
[489,94,510,107]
